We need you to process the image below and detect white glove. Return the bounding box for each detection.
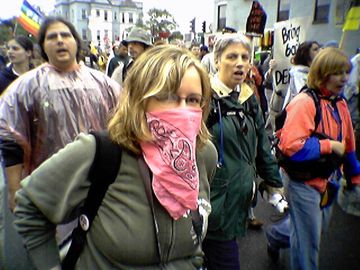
[198,198,211,240]
[268,193,289,213]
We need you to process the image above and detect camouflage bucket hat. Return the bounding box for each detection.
[126,27,152,47]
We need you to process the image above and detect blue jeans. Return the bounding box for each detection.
[266,214,290,249]
[288,180,332,270]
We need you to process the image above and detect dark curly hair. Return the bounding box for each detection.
[292,40,320,67]
[37,17,82,62]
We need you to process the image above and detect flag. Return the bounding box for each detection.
[17,0,43,36]
[343,2,360,31]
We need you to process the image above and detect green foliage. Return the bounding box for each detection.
[145,8,178,38]
[168,31,183,41]
[135,12,146,29]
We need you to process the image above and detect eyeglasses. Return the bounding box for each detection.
[154,93,205,108]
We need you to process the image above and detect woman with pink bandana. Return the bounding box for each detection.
[13,46,217,270]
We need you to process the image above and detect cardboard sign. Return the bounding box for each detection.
[246,1,267,36]
[272,17,312,99]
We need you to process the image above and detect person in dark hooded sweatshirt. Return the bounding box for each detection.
[0,35,34,94]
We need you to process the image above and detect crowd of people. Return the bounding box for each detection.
[0,15,359,270]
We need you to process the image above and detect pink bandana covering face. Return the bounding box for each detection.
[140,107,202,220]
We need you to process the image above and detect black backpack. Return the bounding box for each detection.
[273,88,344,181]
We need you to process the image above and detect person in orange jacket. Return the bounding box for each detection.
[277,47,360,270]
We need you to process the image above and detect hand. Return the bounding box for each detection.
[266,186,285,197]
[197,198,211,240]
[258,182,288,213]
[268,193,289,213]
[5,164,23,211]
[330,140,345,156]
[269,59,277,71]
[258,181,284,198]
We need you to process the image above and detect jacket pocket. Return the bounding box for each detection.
[207,178,228,231]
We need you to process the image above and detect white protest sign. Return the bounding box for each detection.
[271,17,312,112]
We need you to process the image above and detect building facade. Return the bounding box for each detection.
[54,0,143,48]
[212,0,359,56]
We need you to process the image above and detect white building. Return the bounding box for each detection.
[54,0,143,48]
[212,0,359,56]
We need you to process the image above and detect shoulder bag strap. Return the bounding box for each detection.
[62,130,122,270]
[137,157,164,264]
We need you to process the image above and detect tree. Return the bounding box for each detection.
[145,8,178,38]
[135,12,146,29]
[168,31,183,42]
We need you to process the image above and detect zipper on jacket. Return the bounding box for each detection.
[164,218,175,263]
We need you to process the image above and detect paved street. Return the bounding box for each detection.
[2,168,360,270]
[238,195,360,270]
[238,198,290,270]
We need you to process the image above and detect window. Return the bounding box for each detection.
[104,10,108,21]
[97,30,100,41]
[82,9,86,20]
[114,12,117,21]
[277,0,290,22]
[82,29,87,40]
[129,13,133,23]
[314,0,330,23]
[217,4,226,31]
[335,0,352,25]
[104,30,108,38]
[96,9,100,17]
[122,13,125,23]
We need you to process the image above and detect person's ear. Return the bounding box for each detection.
[214,57,220,70]
[26,50,32,59]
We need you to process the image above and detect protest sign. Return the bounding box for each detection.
[246,1,267,36]
[271,17,311,112]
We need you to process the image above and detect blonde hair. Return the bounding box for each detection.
[307,47,352,90]
[108,45,211,154]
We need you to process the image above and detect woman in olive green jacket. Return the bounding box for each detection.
[14,46,218,270]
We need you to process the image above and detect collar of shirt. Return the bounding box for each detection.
[210,75,254,104]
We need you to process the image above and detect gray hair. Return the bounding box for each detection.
[213,34,252,63]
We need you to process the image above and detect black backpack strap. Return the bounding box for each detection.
[303,88,322,130]
[207,91,249,129]
[206,92,222,129]
[275,87,322,132]
[62,130,122,270]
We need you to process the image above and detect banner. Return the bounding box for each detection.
[272,17,312,104]
[343,2,360,31]
[17,0,43,36]
[246,1,267,36]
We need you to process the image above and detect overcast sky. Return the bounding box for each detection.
[1,0,214,33]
